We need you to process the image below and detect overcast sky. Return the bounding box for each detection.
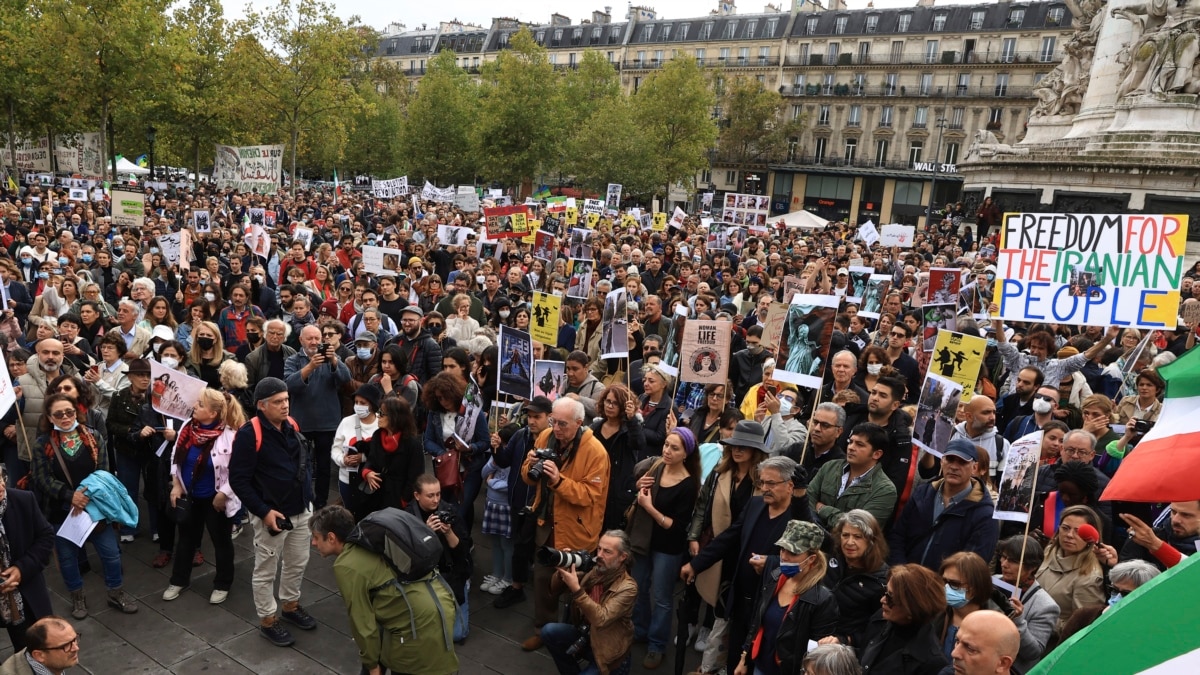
[230,0,983,32]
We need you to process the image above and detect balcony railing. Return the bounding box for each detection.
[778,154,949,172]
[785,83,1034,99]
[623,56,780,70]
[784,49,1052,67]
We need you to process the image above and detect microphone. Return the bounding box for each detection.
[1078,523,1100,546]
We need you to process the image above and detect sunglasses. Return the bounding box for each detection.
[1034,394,1057,403]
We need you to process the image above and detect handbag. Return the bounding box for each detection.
[172,494,194,525]
[433,447,462,491]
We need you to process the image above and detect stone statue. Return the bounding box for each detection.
[1031,0,1106,117]
[1112,1,1200,98]
[965,130,1030,162]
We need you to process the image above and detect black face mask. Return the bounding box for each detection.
[196,337,216,351]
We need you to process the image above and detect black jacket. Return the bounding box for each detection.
[590,417,649,531]
[743,559,840,673]
[875,408,916,504]
[730,348,771,403]
[359,430,424,516]
[638,394,673,453]
[405,500,472,604]
[397,328,443,384]
[822,557,889,647]
[2,487,55,622]
[229,413,313,519]
[1121,523,1199,572]
[858,613,949,675]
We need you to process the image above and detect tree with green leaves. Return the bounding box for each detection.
[396,50,478,185]
[475,28,563,190]
[631,56,720,201]
[717,76,805,169]
[232,0,367,193]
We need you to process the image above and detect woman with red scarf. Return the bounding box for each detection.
[358,395,424,516]
[161,389,247,605]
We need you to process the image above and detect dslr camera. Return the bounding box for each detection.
[536,546,596,573]
[434,508,457,526]
[1133,418,1155,436]
[526,448,559,482]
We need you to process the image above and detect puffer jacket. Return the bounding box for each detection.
[16,357,80,461]
[822,557,888,647]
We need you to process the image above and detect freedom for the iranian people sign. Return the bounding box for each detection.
[995,213,1186,330]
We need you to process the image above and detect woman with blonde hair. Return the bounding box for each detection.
[445,294,480,343]
[188,320,235,389]
[162,389,247,605]
[218,360,254,420]
[1035,504,1105,631]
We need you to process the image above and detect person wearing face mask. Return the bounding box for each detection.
[1004,385,1063,444]
[730,325,772,404]
[15,340,78,469]
[341,332,382,417]
[759,383,809,456]
[990,309,1119,399]
[331,384,383,517]
[932,552,993,662]
[735,520,838,675]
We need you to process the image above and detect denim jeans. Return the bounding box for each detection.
[453,580,470,642]
[115,451,158,538]
[55,524,124,592]
[542,622,632,675]
[632,550,683,653]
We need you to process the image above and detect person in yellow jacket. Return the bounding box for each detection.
[519,397,611,652]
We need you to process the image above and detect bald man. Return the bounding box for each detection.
[16,339,77,467]
[950,395,1010,479]
[951,610,1020,675]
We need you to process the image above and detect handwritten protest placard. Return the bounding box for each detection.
[995,213,1186,329]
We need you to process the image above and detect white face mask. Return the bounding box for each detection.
[353,404,372,419]
[778,398,794,416]
[867,363,883,376]
[1032,398,1053,414]
[161,356,180,370]
[499,310,511,319]
[204,292,216,302]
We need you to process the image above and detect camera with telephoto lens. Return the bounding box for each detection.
[526,448,559,482]
[565,624,591,657]
[536,546,596,573]
[434,508,457,526]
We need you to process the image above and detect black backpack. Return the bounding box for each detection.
[346,508,443,582]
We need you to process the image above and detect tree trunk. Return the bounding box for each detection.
[104,99,116,184]
[6,98,16,186]
[193,136,200,190]
[47,127,56,173]
[290,123,298,198]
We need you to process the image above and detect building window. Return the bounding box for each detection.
[661,24,672,40]
[739,46,750,64]
[881,105,894,126]
[593,26,602,40]
[945,142,960,165]
[806,17,818,34]
[725,170,738,184]
[914,106,928,128]
[553,29,563,45]
[951,107,965,128]
[995,73,1010,97]
[891,41,903,64]
[746,19,757,38]
[766,18,778,35]
[819,105,831,125]
[1047,7,1065,26]
[933,14,947,31]
[696,48,705,62]
[799,44,810,63]
[654,49,663,64]
[633,77,642,92]
[823,72,835,95]
[641,25,652,41]
[536,30,545,44]
[885,73,898,96]
[793,73,805,94]
[845,137,858,162]
[925,40,939,64]
[920,73,933,95]
[957,73,970,95]
[858,42,871,63]
[875,139,890,166]
[787,137,799,163]
[970,10,986,30]
[500,32,509,46]
[759,46,770,65]
[701,21,714,39]
[828,43,840,63]
[549,53,557,64]
[720,47,730,61]
[849,104,862,126]
[637,50,645,65]
[1008,9,1025,27]
[678,22,690,39]
[725,20,738,39]
[573,27,582,42]
[607,51,614,62]
[792,104,803,120]
[854,72,866,93]
[835,16,848,34]
[866,15,878,33]
[569,52,577,66]
[1001,38,1017,63]
[909,140,924,165]
[990,107,1003,124]
[815,137,828,163]
[898,14,912,32]
[1040,37,1057,62]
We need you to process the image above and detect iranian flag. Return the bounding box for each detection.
[1030,550,1200,673]
[1102,345,1200,502]
[333,169,342,204]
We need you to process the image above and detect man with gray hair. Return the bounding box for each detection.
[244,319,296,390]
[682,435,802,675]
[1107,559,1161,604]
[113,299,151,357]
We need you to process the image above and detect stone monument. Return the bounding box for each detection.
[961,0,1200,244]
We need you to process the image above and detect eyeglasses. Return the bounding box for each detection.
[1062,447,1096,458]
[41,634,81,653]
[810,419,840,430]
[50,409,77,420]
[943,578,965,591]
[755,478,789,489]
[548,418,576,428]
[427,323,444,330]
[882,589,895,604]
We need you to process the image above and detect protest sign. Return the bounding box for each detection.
[213,144,283,193]
[600,289,630,359]
[498,326,533,400]
[530,292,561,346]
[293,226,314,251]
[775,294,839,389]
[701,192,714,212]
[995,431,1045,522]
[652,212,667,232]
[437,224,474,247]
[721,193,769,228]
[913,373,964,456]
[156,233,183,268]
[249,208,265,226]
[455,185,480,212]
[681,320,732,385]
[1184,300,1200,328]
[659,304,690,378]
[858,275,893,319]
[566,259,593,299]
[605,184,622,214]
[478,239,502,262]
[880,223,916,248]
[761,301,789,352]
[0,358,15,418]
[149,360,208,421]
[541,213,562,237]
[921,304,957,351]
[534,360,565,401]
[783,276,804,303]
[583,198,605,215]
[371,176,409,199]
[484,205,529,239]
[930,330,987,401]
[55,133,104,178]
[670,206,687,229]
[858,221,881,247]
[564,207,579,226]
[455,382,484,445]
[846,266,874,305]
[996,213,1186,329]
[567,229,593,259]
[68,187,87,202]
[532,230,557,263]
[421,181,455,202]
[110,186,145,229]
[706,220,729,250]
[362,245,402,277]
[243,223,270,258]
[927,268,961,305]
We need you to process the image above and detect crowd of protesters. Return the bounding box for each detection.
[0,178,1197,675]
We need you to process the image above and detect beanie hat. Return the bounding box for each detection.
[253,377,288,403]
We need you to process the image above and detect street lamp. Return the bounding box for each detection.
[145,126,157,183]
[927,117,948,226]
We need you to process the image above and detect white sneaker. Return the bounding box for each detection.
[694,626,710,652]
[487,580,511,596]
[209,590,229,605]
[162,585,185,601]
[119,534,135,543]
[480,575,499,593]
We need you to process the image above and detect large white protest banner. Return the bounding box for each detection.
[421,181,455,202]
[213,144,283,193]
[995,213,1186,329]
[54,133,105,178]
[0,135,52,172]
[371,176,409,198]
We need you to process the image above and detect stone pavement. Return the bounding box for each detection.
[6,511,709,674]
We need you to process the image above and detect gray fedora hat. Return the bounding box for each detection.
[719,420,770,454]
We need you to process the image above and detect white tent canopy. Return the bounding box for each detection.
[114,156,149,176]
[775,209,830,230]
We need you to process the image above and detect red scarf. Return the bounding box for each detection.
[47,425,101,467]
[174,420,225,470]
[379,430,401,454]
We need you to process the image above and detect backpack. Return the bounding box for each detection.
[400,374,427,430]
[251,416,302,451]
[346,507,443,583]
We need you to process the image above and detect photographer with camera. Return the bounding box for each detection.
[542,530,637,675]
[284,324,351,511]
[519,398,611,653]
[406,474,473,643]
